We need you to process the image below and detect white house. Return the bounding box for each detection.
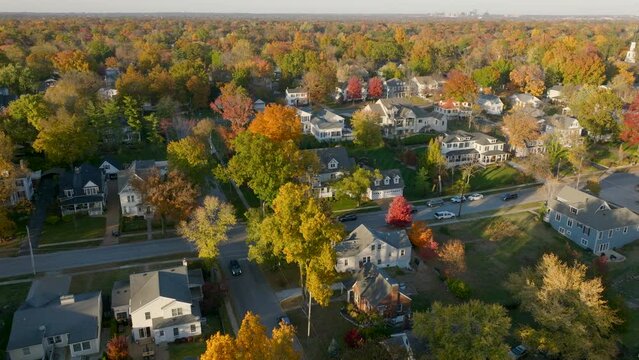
[546,85,564,103]
[98,157,123,179]
[59,163,106,216]
[625,42,636,64]
[129,266,203,343]
[335,224,412,272]
[253,99,266,112]
[7,276,102,360]
[477,94,504,115]
[441,130,509,168]
[4,164,35,206]
[285,87,309,106]
[296,107,351,142]
[367,169,404,200]
[117,160,168,217]
[509,93,542,109]
[364,98,447,137]
[542,114,584,147]
[409,75,443,98]
[305,147,355,198]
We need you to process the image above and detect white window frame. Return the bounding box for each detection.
[400,249,406,256]
[559,227,566,235]
[567,218,573,227]
[580,238,588,246]
[81,341,91,351]
[623,226,628,234]
[555,213,561,222]
[608,229,614,238]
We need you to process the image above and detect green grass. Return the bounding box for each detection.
[0,238,22,257]
[105,142,168,165]
[0,283,31,359]
[168,340,207,359]
[40,215,106,245]
[607,241,639,355]
[467,164,534,192]
[329,198,378,212]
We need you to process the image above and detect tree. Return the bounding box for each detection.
[367,77,384,99]
[385,196,412,227]
[144,113,163,144]
[167,136,212,186]
[210,82,254,135]
[563,47,606,86]
[502,110,541,148]
[0,64,37,94]
[413,300,511,360]
[32,110,97,167]
[303,63,337,104]
[122,96,143,135]
[509,64,546,97]
[186,75,211,110]
[424,138,447,193]
[437,239,466,276]
[51,50,90,74]
[115,65,150,101]
[407,221,438,250]
[248,104,301,142]
[333,167,379,206]
[0,209,17,242]
[570,87,623,139]
[351,110,383,149]
[415,166,430,196]
[201,312,299,360]
[43,71,101,113]
[472,66,500,89]
[442,70,476,102]
[6,93,49,131]
[506,253,621,359]
[178,196,236,265]
[621,93,639,150]
[379,62,403,80]
[105,336,129,360]
[133,170,199,234]
[346,76,362,101]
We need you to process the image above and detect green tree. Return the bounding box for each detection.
[32,110,97,167]
[413,300,511,360]
[351,110,384,149]
[167,136,212,186]
[333,167,380,206]
[415,167,430,196]
[472,66,500,89]
[506,253,621,359]
[546,138,568,175]
[424,138,447,193]
[178,196,236,265]
[570,87,622,139]
[122,96,143,135]
[303,63,337,104]
[0,64,37,94]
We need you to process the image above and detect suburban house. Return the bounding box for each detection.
[117,160,168,217]
[409,75,444,98]
[7,276,102,360]
[347,263,412,321]
[364,98,447,137]
[384,78,407,98]
[253,99,266,112]
[509,93,542,109]
[436,99,472,118]
[98,156,123,179]
[335,224,411,272]
[545,186,639,253]
[59,163,106,216]
[477,94,504,115]
[367,169,404,200]
[335,81,368,102]
[3,163,35,206]
[441,130,509,168]
[542,114,584,147]
[513,138,546,158]
[547,85,564,103]
[285,87,309,106]
[104,67,120,88]
[296,107,352,142]
[305,147,355,198]
[126,266,203,343]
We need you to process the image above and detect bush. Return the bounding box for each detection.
[61,215,73,223]
[446,278,471,300]
[482,218,522,242]
[201,282,225,316]
[361,322,391,340]
[344,328,364,348]
[45,215,60,225]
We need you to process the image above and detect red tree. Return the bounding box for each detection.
[346,76,362,101]
[621,94,639,150]
[367,77,384,99]
[210,82,254,135]
[385,196,413,227]
[344,328,364,348]
[106,336,128,360]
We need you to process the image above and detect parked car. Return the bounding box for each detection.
[276,315,292,328]
[338,213,358,222]
[450,195,466,203]
[434,211,456,220]
[467,193,484,201]
[502,193,519,201]
[508,345,527,359]
[427,199,444,207]
[410,206,419,214]
[229,259,242,276]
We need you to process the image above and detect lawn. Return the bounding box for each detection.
[167,312,226,359]
[105,142,167,166]
[329,197,378,212]
[590,142,639,168]
[259,262,301,291]
[607,241,639,356]
[0,238,22,257]
[467,164,534,192]
[0,282,31,360]
[40,215,106,245]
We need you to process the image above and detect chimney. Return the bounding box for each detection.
[60,295,75,305]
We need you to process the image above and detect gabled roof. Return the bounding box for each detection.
[509,93,541,104]
[546,114,581,130]
[477,94,503,106]
[352,263,406,307]
[377,98,429,118]
[335,224,410,257]
[118,160,166,193]
[59,163,102,194]
[384,78,405,86]
[111,280,130,309]
[310,108,346,130]
[307,147,354,174]
[100,156,123,171]
[370,169,404,191]
[442,130,504,146]
[286,87,306,94]
[549,186,639,230]
[129,266,192,313]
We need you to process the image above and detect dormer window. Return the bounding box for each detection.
[374,179,380,186]
[328,159,338,170]
[569,206,578,214]
[84,186,98,195]
[64,189,74,197]
[384,177,390,185]
[393,175,400,184]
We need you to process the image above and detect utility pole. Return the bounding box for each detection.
[307,292,312,338]
[26,226,35,276]
[576,156,584,189]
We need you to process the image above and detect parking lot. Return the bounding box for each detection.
[599,171,639,212]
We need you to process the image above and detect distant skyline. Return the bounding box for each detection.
[1,0,638,16]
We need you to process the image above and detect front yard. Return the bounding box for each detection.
[40,215,106,245]
[0,282,31,359]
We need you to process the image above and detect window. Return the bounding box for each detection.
[374,180,380,186]
[173,328,179,336]
[55,336,61,343]
[377,244,381,250]
[73,344,81,352]
[608,229,614,238]
[370,245,375,251]
[559,227,565,235]
[400,249,405,256]
[384,177,390,185]
[597,231,603,240]
[172,308,183,317]
[127,195,135,203]
[48,337,55,345]
[81,342,91,351]
[138,329,145,338]
[624,226,629,234]
[344,259,348,266]
[377,259,381,265]
[328,159,338,169]
[64,189,74,197]
[84,187,98,195]
[145,312,150,320]
[567,219,573,227]
[159,330,164,337]
[393,176,400,184]
[555,213,561,222]
[191,324,197,333]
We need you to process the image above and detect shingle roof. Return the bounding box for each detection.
[286,87,306,94]
[335,224,410,257]
[443,130,504,146]
[59,163,102,195]
[352,263,403,307]
[152,314,200,330]
[111,280,130,309]
[129,266,192,313]
[100,155,123,171]
[306,147,355,175]
[370,169,404,191]
[477,94,503,106]
[117,160,164,193]
[547,114,580,130]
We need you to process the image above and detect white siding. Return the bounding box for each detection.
[336,239,412,272]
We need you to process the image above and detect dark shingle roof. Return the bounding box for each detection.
[59,163,102,195]
[352,263,405,307]
[307,147,355,175]
[370,169,404,191]
[335,224,410,257]
[130,266,192,313]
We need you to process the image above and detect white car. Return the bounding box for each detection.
[467,193,484,201]
[434,211,456,220]
[450,195,466,203]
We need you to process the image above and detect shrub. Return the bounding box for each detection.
[45,215,60,225]
[344,328,364,348]
[61,215,73,223]
[201,282,225,316]
[482,218,522,242]
[361,322,391,340]
[446,278,471,300]
[400,150,417,166]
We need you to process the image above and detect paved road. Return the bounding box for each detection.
[599,170,639,213]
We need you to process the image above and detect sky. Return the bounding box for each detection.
[1,0,638,16]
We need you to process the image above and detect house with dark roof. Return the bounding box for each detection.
[285,87,308,106]
[98,156,123,179]
[441,130,509,168]
[363,98,447,137]
[367,169,404,200]
[296,107,352,142]
[117,160,168,217]
[58,163,106,216]
[383,78,407,98]
[347,263,411,320]
[7,276,102,360]
[545,187,639,253]
[127,266,203,343]
[305,147,355,198]
[335,224,411,272]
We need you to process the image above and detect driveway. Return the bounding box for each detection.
[19,176,56,255]
[599,170,639,212]
[102,179,121,246]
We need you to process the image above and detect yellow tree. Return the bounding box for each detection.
[509,64,545,97]
[248,104,301,142]
[437,239,466,276]
[502,110,541,149]
[52,50,90,73]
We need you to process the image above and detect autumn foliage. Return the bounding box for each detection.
[367,77,384,99]
[346,76,362,101]
[248,104,301,142]
[443,70,476,102]
[437,239,466,276]
[385,196,413,227]
[106,336,128,360]
[621,94,639,149]
[408,221,438,249]
[344,328,365,348]
[210,82,254,135]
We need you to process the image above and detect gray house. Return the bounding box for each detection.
[546,187,639,253]
[58,163,106,216]
[305,147,355,198]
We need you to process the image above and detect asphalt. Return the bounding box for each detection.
[599,170,639,213]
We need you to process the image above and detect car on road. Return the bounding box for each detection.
[276,315,292,328]
[410,206,419,214]
[508,345,527,359]
[467,193,484,201]
[427,199,444,207]
[502,193,519,201]
[229,259,242,276]
[434,211,456,220]
[450,195,467,203]
[338,213,358,222]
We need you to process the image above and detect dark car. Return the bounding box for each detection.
[229,259,242,276]
[502,193,519,201]
[508,345,527,359]
[426,199,444,207]
[410,206,419,214]
[338,213,358,222]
